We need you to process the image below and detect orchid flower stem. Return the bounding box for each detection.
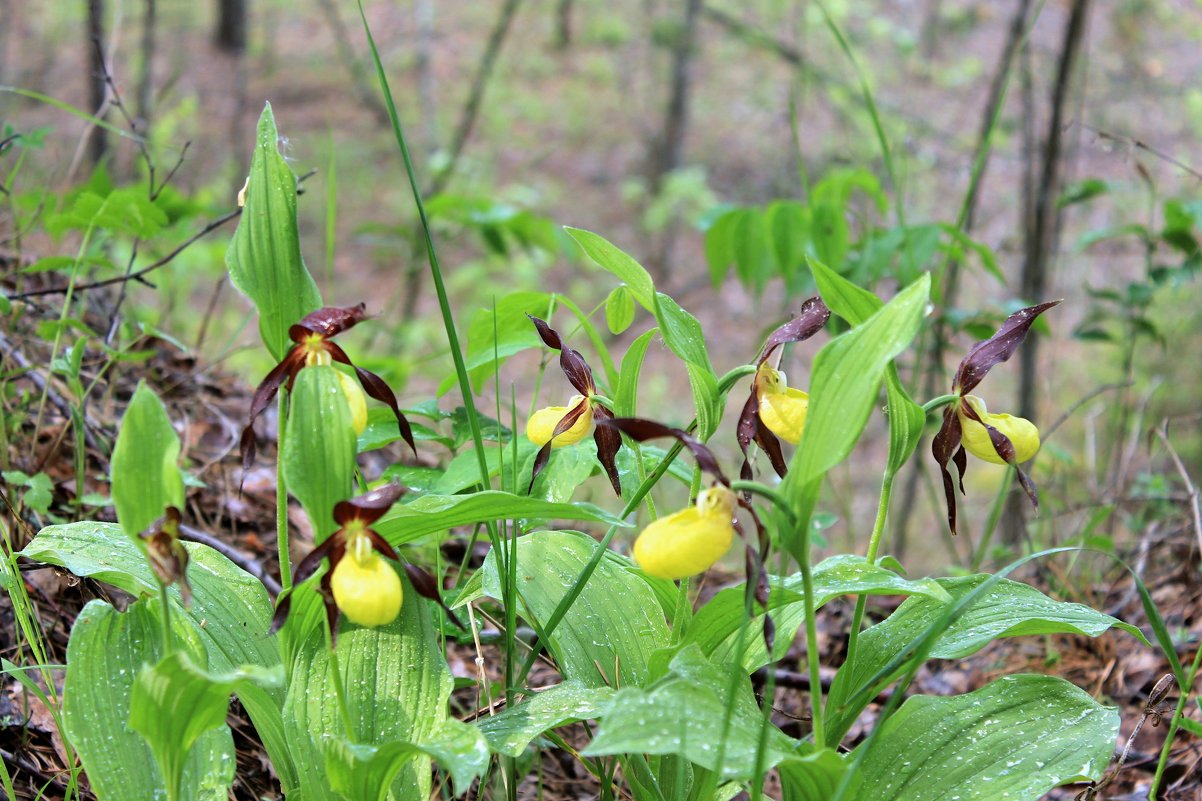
[971,468,1014,571]
[324,618,355,740]
[922,393,960,413]
[589,394,615,411]
[842,469,896,704]
[798,525,826,749]
[276,389,292,592]
[158,582,174,658]
[729,481,792,519]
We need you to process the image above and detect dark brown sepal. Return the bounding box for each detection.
[269,591,293,634]
[755,297,831,366]
[959,401,1040,512]
[528,315,596,395]
[290,303,368,340]
[293,537,340,587]
[325,341,417,456]
[241,354,300,476]
[599,417,728,485]
[402,562,465,629]
[591,405,623,496]
[365,528,401,562]
[528,397,590,494]
[931,407,964,535]
[334,483,407,526]
[742,542,774,654]
[953,300,1061,395]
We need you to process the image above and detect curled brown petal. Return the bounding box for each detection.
[334,483,407,526]
[402,562,464,629]
[293,537,340,587]
[528,315,595,395]
[599,417,728,486]
[528,397,591,493]
[932,408,964,535]
[591,405,623,496]
[324,343,417,456]
[755,296,831,366]
[736,390,788,483]
[240,353,302,477]
[953,300,1061,395]
[290,303,368,341]
[365,528,401,562]
[959,400,1040,512]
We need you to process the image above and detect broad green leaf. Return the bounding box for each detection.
[688,555,951,671]
[615,328,658,418]
[110,381,184,541]
[372,491,628,545]
[566,227,656,310]
[21,522,294,790]
[476,681,615,757]
[481,530,669,687]
[283,571,451,800]
[359,407,453,452]
[226,103,322,361]
[324,719,489,800]
[46,188,168,238]
[584,644,794,780]
[704,209,741,287]
[826,575,1147,740]
[767,200,809,280]
[850,675,1117,801]
[779,749,851,801]
[534,442,600,503]
[283,366,357,543]
[732,208,777,293]
[63,600,234,801]
[605,285,636,334]
[131,651,282,801]
[810,259,925,472]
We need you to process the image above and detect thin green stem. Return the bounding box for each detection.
[730,480,793,518]
[158,582,174,658]
[841,469,895,704]
[798,524,825,748]
[276,390,292,591]
[1150,637,1202,795]
[971,468,1015,571]
[922,393,959,413]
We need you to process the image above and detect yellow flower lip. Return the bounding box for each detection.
[330,534,403,627]
[526,395,592,447]
[336,371,369,436]
[958,395,1040,464]
[633,486,737,580]
[755,365,809,445]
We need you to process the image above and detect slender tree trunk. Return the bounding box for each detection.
[86,0,108,165]
[1002,0,1091,546]
[554,0,575,49]
[136,0,156,132]
[647,0,703,194]
[215,0,248,53]
[427,0,523,196]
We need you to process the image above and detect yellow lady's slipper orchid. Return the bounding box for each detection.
[526,395,592,448]
[957,396,1040,465]
[336,371,369,436]
[330,537,403,627]
[755,366,809,445]
[633,486,737,580]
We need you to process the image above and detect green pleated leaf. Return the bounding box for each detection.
[826,575,1147,741]
[566,227,656,310]
[480,530,669,688]
[687,555,951,671]
[565,228,720,438]
[605,285,637,334]
[282,571,452,800]
[21,522,296,792]
[476,680,615,757]
[850,675,1117,801]
[283,365,357,543]
[324,718,489,801]
[583,644,794,780]
[226,103,322,361]
[778,748,851,801]
[131,652,282,801]
[63,600,234,801]
[616,328,659,418]
[809,258,925,472]
[110,381,184,541]
[372,491,629,545]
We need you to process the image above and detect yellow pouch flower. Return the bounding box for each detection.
[958,395,1040,465]
[330,542,403,627]
[526,395,591,447]
[756,367,809,445]
[633,486,737,580]
[336,371,369,436]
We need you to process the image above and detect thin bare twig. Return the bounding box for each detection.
[179,522,282,597]
[0,332,102,451]
[1155,423,1202,562]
